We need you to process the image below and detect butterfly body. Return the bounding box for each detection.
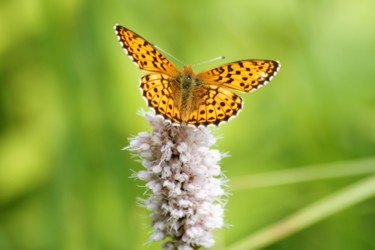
[176,65,204,123]
[115,25,280,127]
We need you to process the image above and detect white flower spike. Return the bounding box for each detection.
[127,111,226,249]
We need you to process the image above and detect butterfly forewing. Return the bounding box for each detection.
[115,25,179,76]
[197,60,280,92]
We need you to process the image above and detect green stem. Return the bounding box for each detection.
[231,157,375,190]
[228,174,375,250]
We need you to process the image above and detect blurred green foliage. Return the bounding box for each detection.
[1,0,375,249]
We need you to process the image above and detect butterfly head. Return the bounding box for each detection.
[178,65,203,91]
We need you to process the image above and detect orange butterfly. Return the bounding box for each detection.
[114,25,280,127]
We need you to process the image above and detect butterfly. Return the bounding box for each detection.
[114,24,280,127]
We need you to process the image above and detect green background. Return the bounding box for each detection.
[1,0,375,249]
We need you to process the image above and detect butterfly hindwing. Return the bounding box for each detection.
[140,73,181,123]
[187,86,243,126]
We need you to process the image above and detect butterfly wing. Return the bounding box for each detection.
[187,86,243,126]
[114,25,179,76]
[140,73,181,124]
[197,60,280,92]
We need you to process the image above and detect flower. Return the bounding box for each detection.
[127,111,226,249]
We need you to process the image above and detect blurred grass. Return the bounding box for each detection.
[1,0,375,249]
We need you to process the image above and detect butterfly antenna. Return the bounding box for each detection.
[193,56,225,67]
[154,45,185,66]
